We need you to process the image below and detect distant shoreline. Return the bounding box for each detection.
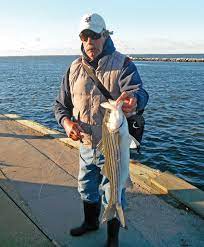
[129,56,204,62]
[0,54,204,62]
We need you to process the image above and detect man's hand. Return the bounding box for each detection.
[116,91,137,117]
[63,118,84,142]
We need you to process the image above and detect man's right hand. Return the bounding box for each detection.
[63,118,84,142]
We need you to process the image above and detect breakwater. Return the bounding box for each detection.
[130,57,204,62]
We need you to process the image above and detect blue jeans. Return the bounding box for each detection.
[78,145,126,208]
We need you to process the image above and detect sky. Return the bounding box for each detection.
[0,0,204,56]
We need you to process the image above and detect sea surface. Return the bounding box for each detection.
[0,55,204,190]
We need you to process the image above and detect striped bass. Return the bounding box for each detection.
[98,99,136,228]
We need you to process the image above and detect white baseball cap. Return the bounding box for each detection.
[79,13,106,34]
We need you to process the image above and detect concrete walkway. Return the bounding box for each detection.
[0,114,204,247]
[0,187,53,246]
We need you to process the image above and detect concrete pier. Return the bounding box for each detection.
[0,114,204,246]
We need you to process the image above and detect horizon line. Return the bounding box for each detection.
[1,53,204,58]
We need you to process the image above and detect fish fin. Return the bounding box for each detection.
[101,164,108,178]
[101,101,115,110]
[96,140,104,154]
[102,203,126,228]
[116,203,126,228]
[102,204,116,224]
[108,99,116,105]
[129,134,140,149]
[125,175,133,189]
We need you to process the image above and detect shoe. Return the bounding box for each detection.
[106,218,120,247]
[70,200,101,236]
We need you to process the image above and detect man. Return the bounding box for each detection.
[54,13,148,247]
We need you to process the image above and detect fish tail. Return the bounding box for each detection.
[102,203,126,228]
[102,204,116,224]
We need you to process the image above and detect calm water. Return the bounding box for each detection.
[0,55,203,190]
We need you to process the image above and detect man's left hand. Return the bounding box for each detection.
[116,91,137,116]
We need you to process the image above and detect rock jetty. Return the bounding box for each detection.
[129,56,204,62]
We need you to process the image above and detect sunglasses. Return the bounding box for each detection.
[79,30,102,42]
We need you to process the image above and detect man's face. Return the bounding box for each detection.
[80,30,106,61]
